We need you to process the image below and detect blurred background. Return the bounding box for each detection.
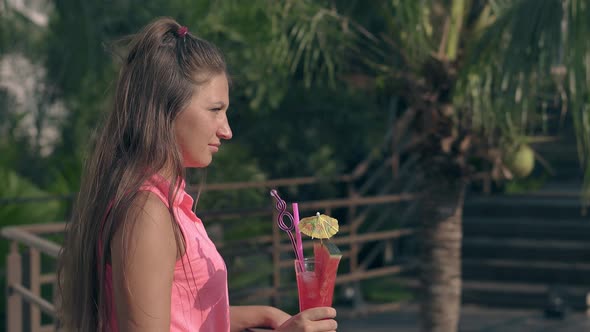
[1,1,589,331]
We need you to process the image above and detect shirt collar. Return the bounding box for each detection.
[148,173,193,208]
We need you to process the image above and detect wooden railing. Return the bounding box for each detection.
[3,223,64,332]
[2,173,419,332]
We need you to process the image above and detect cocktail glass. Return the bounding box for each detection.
[294,258,338,311]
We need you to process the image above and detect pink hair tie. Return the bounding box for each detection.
[178,26,188,37]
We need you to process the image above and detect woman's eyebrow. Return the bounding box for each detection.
[210,101,227,108]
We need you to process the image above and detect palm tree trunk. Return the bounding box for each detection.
[418,179,466,332]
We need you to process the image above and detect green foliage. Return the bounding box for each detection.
[504,173,549,194]
[0,168,63,226]
[455,0,563,146]
[0,91,25,167]
[269,0,590,200]
[0,4,47,56]
[361,276,414,303]
[193,144,270,242]
[228,254,273,291]
[234,83,387,179]
[198,143,268,212]
[0,0,391,195]
[1,1,588,230]
[201,1,289,109]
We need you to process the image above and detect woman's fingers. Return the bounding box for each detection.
[299,307,336,321]
[310,318,337,331]
[276,307,337,332]
[299,307,337,332]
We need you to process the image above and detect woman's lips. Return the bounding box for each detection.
[209,144,220,152]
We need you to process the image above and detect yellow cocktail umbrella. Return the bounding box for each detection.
[298,212,339,239]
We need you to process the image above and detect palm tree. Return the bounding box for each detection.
[262,0,590,330]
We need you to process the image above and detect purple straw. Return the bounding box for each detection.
[270,190,304,267]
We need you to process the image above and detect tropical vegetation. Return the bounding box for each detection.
[1,1,589,331]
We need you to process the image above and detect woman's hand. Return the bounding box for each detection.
[275,307,337,332]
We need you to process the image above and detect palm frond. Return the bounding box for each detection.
[396,0,437,57]
[460,0,590,203]
[565,0,590,202]
[271,2,360,87]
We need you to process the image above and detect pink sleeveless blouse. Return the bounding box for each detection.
[104,175,230,331]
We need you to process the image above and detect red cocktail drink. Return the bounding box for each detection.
[294,242,341,311]
[295,259,332,310]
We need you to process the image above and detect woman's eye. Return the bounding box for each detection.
[210,107,222,112]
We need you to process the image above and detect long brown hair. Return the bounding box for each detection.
[57,17,227,331]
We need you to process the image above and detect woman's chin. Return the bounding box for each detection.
[184,158,212,169]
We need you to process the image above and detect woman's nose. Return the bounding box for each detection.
[217,117,232,140]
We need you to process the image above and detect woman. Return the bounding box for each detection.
[57,17,337,332]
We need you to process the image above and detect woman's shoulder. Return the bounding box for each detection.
[124,191,174,234]
[132,190,169,215]
[112,191,177,257]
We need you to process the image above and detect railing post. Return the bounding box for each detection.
[21,249,31,332]
[7,241,23,332]
[347,182,365,309]
[348,183,359,274]
[271,209,281,307]
[54,265,62,330]
[383,240,394,264]
[29,248,41,332]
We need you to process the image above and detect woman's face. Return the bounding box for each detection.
[174,74,232,168]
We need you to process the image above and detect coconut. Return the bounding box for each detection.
[505,144,535,178]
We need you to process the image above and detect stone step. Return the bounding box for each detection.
[536,147,580,165]
[534,140,579,160]
[464,195,586,220]
[463,218,590,241]
[462,237,590,263]
[462,258,590,286]
[390,278,590,311]
[535,181,584,197]
[549,168,585,181]
[461,281,589,311]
